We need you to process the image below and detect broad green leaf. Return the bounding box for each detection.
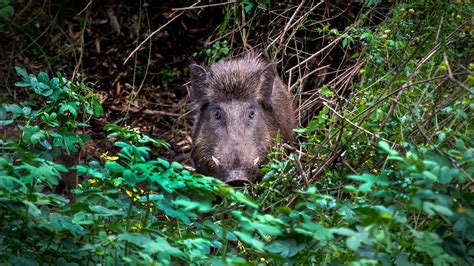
[173,197,212,213]
[142,236,184,259]
[15,66,28,79]
[90,205,125,217]
[331,227,356,236]
[423,202,453,216]
[118,233,153,247]
[266,239,305,258]
[0,119,13,126]
[0,175,27,192]
[0,6,14,22]
[234,231,264,251]
[123,169,137,185]
[0,0,11,7]
[453,216,467,234]
[105,161,125,174]
[92,97,104,117]
[38,71,49,83]
[379,141,399,156]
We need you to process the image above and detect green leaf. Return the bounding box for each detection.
[266,239,305,258]
[156,199,193,224]
[438,166,456,184]
[38,72,49,83]
[173,197,212,213]
[360,32,373,41]
[61,131,81,154]
[320,85,334,98]
[30,131,45,144]
[59,101,79,116]
[346,229,369,251]
[220,46,230,55]
[49,77,61,89]
[39,138,52,150]
[0,5,14,21]
[453,216,467,234]
[90,205,125,217]
[92,97,104,117]
[295,221,333,240]
[171,161,183,170]
[234,231,264,251]
[230,191,259,209]
[9,256,37,266]
[0,175,27,192]
[342,38,348,48]
[422,171,437,181]
[347,173,377,192]
[344,185,358,192]
[423,202,453,216]
[105,161,125,173]
[117,233,153,247]
[0,0,11,7]
[256,223,282,237]
[142,236,184,259]
[379,141,399,156]
[15,66,28,80]
[22,106,31,116]
[123,169,137,185]
[396,253,415,266]
[243,1,253,13]
[0,119,13,126]
[17,160,64,186]
[346,236,361,251]
[14,81,30,87]
[34,82,53,96]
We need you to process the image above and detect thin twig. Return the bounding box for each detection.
[124,1,200,64]
[322,102,392,143]
[444,53,472,93]
[279,0,306,45]
[77,0,94,16]
[171,1,237,11]
[286,34,344,74]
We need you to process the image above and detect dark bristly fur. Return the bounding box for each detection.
[189,54,296,184]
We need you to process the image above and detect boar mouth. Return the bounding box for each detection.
[225,169,250,186]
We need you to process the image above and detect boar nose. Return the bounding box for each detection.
[225,169,250,186]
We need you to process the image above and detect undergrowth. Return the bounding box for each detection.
[0,1,473,265]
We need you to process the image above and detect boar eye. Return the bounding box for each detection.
[213,109,222,120]
[248,110,255,119]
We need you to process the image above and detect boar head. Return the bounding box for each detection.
[189,57,279,185]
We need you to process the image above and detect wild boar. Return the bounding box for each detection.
[189,54,296,185]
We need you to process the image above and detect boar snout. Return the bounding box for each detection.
[225,169,251,186]
[220,148,257,184]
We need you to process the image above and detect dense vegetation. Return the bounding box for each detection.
[0,0,473,265]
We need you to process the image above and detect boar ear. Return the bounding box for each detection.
[258,63,277,100]
[190,64,209,104]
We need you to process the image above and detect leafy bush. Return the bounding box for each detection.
[0,1,473,265]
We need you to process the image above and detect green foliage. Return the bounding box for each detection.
[194,40,230,64]
[154,66,184,89]
[1,68,102,157]
[0,0,14,32]
[1,0,473,265]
